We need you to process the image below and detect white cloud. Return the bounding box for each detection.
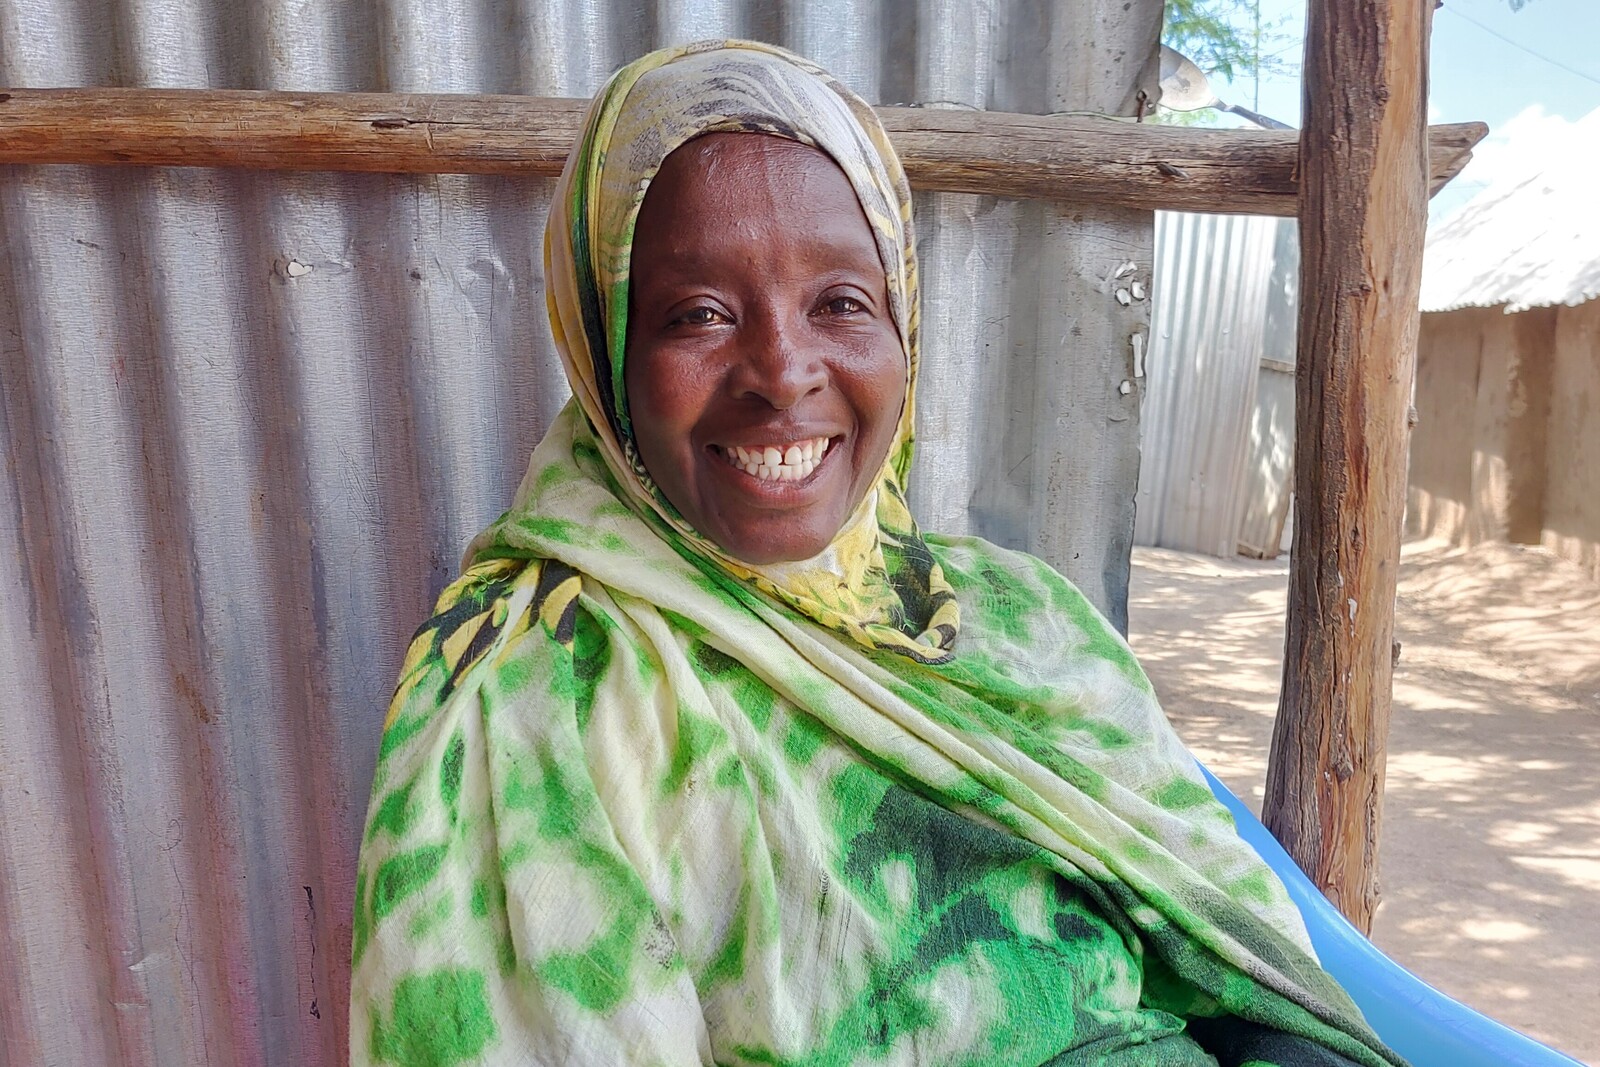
[1461,104,1577,193]
[1429,103,1598,226]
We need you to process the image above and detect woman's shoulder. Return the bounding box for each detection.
[923,531,1152,693]
[383,556,594,735]
[925,532,1115,630]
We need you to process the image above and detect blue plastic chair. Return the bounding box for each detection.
[1198,764,1585,1066]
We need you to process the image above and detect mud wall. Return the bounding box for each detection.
[1541,300,1600,580]
[1408,301,1598,581]
[1408,306,1493,543]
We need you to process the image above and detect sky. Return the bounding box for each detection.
[1180,0,1600,222]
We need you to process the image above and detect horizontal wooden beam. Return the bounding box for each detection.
[0,88,1485,217]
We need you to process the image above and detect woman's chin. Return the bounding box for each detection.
[684,448,857,564]
[707,520,837,567]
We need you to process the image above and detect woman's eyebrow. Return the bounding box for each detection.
[639,245,882,284]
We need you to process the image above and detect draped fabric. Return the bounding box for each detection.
[350,40,1405,1067]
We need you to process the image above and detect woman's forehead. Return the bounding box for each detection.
[654,133,847,199]
[635,134,882,270]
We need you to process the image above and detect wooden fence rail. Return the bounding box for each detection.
[0,88,1484,218]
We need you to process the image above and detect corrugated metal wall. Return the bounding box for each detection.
[0,3,1160,1064]
[1136,211,1298,558]
[1237,218,1299,559]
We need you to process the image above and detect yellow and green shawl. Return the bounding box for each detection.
[350,40,1404,1067]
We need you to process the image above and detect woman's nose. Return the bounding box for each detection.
[729,313,827,410]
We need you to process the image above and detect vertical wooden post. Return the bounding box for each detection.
[1262,0,1434,933]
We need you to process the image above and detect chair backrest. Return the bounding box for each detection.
[1199,763,1583,1067]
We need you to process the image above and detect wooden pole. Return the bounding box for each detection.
[0,88,1482,218]
[1262,0,1434,932]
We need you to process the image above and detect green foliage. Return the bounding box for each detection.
[1164,0,1254,81]
[1161,0,1300,121]
[1166,0,1533,91]
[1164,0,1300,83]
[1150,107,1225,128]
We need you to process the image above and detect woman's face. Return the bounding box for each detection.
[624,133,906,565]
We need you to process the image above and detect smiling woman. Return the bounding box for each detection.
[349,39,1407,1067]
[624,133,906,566]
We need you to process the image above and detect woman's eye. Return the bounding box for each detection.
[824,295,865,316]
[674,307,726,327]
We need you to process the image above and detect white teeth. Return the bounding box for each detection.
[720,437,833,483]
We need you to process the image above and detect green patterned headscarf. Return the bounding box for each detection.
[351,40,1405,1067]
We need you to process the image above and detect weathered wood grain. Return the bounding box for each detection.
[1262,0,1435,932]
[0,88,1484,217]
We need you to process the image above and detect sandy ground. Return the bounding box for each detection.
[1128,540,1600,1064]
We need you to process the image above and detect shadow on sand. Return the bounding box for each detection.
[1128,541,1600,1063]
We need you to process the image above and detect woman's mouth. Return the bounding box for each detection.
[712,436,833,482]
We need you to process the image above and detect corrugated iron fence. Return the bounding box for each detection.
[1136,211,1299,559]
[0,2,1159,1064]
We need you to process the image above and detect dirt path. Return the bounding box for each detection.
[1129,541,1600,1063]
